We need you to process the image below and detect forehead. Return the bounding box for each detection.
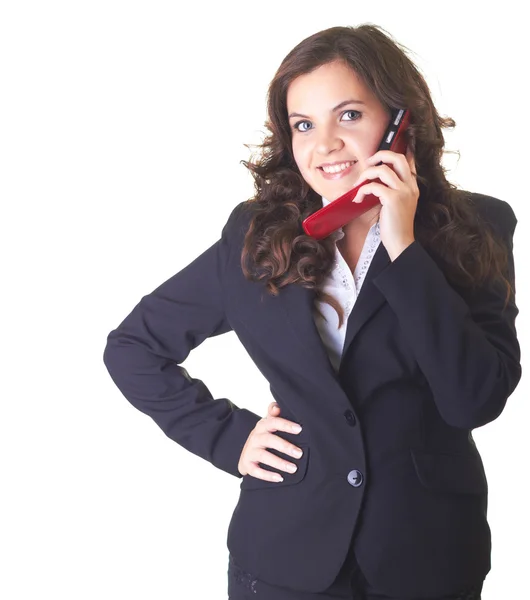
[286,61,371,110]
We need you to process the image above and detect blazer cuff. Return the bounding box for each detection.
[373,240,469,321]
[375,241,453,300]
[211,406,262,478]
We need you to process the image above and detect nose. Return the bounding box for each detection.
[315,128,345,155]
[316,138,345,157]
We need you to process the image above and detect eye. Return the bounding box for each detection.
[292,110,362,133]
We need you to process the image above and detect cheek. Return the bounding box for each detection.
[292,143,311,172]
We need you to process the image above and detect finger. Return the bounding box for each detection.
[247,460,285,483]
[367,150,412,184]
[352,166,401,191]
[265,406,277,418]
[352,181,392,204]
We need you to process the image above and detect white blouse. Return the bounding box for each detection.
[313,195,381,373]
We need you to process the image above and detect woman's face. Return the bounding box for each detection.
[287,60,392,202]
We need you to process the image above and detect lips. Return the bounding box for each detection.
[318,161,357,180]
[318,160,356,168]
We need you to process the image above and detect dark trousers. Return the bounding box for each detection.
[227,542,484,600]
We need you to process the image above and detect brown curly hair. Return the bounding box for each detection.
[236,24,514,329]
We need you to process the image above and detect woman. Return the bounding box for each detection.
[103,24,521,600]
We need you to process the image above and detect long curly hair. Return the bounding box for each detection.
[237,24,513,329]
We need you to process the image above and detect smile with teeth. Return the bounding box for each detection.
[320,160,356,173]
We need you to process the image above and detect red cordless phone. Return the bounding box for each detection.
[302,108,410,240]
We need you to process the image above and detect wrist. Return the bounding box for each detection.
[388,237,415,262]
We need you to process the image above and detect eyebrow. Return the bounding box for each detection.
[288,99,366,120]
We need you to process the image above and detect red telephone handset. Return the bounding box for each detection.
[302,108,411,240]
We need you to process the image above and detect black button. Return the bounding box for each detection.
[344,409,356,426]
[347,469,364,487]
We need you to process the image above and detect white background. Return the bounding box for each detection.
[1,1,527,598]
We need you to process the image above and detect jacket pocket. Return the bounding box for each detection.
[240,443,310,491]
[410,448,488,494]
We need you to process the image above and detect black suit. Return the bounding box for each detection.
[103,192,521,598]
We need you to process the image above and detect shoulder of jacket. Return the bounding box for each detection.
[466,191,517,238]
[222,200,256,238]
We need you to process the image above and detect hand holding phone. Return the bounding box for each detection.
[302,108,410,240]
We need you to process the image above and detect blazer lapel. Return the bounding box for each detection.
[339,241,390,370]
[279,241,391,378]
[277,276,336,376]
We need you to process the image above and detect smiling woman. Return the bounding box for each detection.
[102,21,520,600]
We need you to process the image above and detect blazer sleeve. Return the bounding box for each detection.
[372,198,522,429]
[102,202,262,478]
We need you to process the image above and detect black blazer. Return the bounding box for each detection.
[103,191,521,598]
